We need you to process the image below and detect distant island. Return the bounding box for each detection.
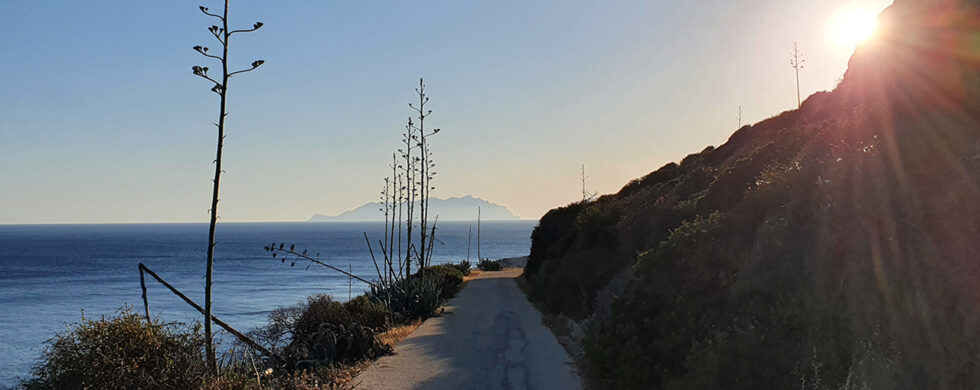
[309,195,520,222]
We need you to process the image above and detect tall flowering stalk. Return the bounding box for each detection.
[191,0,264,374]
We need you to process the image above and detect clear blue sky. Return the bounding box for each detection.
[0,0,890,224]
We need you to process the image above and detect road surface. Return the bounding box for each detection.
[355,268,581,390]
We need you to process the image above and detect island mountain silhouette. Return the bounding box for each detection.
[309,195,520,222]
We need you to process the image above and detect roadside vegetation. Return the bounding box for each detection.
[477,258,502,271]
[22,261,471,389]
[21,309,209,390]
[15,3,474,388]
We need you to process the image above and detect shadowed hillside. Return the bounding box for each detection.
[524,0,980,388]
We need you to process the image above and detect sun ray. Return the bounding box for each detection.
[831,6,880,48]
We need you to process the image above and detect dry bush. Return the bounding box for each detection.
[22,308,208,389]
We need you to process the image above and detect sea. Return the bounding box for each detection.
[0,220,536,388]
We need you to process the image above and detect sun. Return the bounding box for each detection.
[830,6,880,48]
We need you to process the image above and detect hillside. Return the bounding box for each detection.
[309,195,520,222]
[523,0,980,388]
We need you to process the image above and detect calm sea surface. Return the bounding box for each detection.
[0,220,536,388]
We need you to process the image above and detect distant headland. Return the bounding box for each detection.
[309,195,520,222]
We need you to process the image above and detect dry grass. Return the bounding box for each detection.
[463,270,482,282]
[377,320,423,347]
[464,268,522,282]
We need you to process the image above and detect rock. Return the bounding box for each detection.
[567,318,586,342]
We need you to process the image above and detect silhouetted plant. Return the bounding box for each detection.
[367,78,445,285]
[790,41,805,109]
[379,175,396,285]
[580,164,598,202]
[409,78,442,271]
[449,260,472,276]
[192,0,264,373]
[258,80,449,334]
[477,206,481,260]
[400,116,418,276]
[396,168,405,275]
[263,243,377,288]
[387,154,399,281]
[478,258,502,271]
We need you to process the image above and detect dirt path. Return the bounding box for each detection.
[354,268,581,390]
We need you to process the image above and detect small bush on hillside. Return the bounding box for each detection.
[22,308,208,390]
[425,264,465,298]
[248,306,302,352]
[478,258,502,271]
[343,295,389,331]
[293,295,353,338]
[279,294,391,370]
[284,321,390,369]
[447,260,472,276]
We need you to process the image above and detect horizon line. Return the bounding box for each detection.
[0,218,541,227]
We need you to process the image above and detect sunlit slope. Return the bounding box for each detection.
[523,0,980,388]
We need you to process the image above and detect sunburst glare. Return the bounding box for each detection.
[830,6,880,48]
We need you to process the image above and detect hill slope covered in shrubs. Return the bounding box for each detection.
[524,0,980,388]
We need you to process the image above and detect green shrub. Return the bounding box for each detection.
[370,273,443,323]
[22,308,208,390]
[478,258,502,271]
[343,295,390,331]
[447,260,472,276]
[284,320,390,369]
[293,294,352,339]
[425,264,465,298]
[275,294,392,370]
[425,264,463,299]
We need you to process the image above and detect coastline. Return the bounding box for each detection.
[0,222,536,388]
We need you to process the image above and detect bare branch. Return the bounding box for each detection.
[138,263,282,362]
[228,60,265,77]
[229,22,264,35]
[193,46,223,61]
[192,66,222,86]
[208,26,226,46]
[199,5,224,20]
[266,245,378,288]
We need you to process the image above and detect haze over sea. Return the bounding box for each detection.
[0,220,535,388]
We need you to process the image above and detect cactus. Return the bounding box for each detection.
[284,321,391,369]
[371,273,444,322]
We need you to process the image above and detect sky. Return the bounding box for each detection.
[0,0,892,224]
